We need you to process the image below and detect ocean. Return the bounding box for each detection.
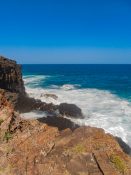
[22,64,131,146]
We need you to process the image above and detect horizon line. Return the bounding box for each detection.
[21,63,131,65]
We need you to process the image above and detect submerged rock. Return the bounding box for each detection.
[43,93,58,100]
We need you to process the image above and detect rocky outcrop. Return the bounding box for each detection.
[0,56,25,94]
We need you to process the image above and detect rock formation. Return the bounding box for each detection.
[59,103,84,118]
[0,56,25,94]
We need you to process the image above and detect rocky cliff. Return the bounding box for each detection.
[0,56,131,175]
[0,56,25,94]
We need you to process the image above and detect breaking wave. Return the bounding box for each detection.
[23,75,131,147]
[23,75,50,88]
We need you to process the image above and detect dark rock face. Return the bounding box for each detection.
[116,137,131,155]
[15,94,58,113]
[0,56,25,94]
[38,116,79,131]
[58,103,84,118]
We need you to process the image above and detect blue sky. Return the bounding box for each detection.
[0,0,131,63]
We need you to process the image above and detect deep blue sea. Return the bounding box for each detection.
[23,64,131,100]
[22,64,131,147]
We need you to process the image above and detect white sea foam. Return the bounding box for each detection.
[23,76,131,146]
[20,110,48,119]
[23,75,49,87]
[60,84,80,90]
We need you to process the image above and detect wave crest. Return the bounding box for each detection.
[23,75,50,87]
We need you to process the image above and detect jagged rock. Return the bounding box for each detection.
[5,121,131,175]
[0,56,25,94]
[15,94,58,113]
[38,115,79,131]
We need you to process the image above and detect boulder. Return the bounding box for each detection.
[58,103,84,118]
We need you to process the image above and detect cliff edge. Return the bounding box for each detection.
[0,56,25,94]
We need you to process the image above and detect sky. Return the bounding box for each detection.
[0,0,131,64]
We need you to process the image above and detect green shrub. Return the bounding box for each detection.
[3,131,12,142]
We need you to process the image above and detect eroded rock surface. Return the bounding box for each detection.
[1,111,131,175]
